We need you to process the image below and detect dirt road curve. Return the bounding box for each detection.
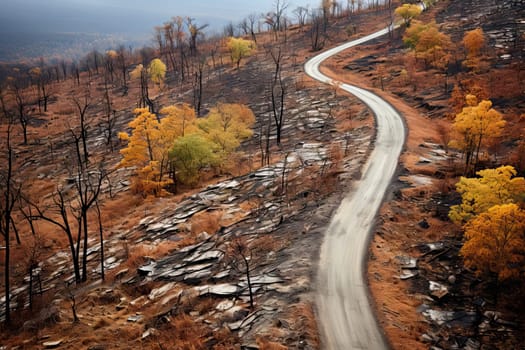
[305,27,406,350]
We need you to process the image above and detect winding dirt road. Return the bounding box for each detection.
[305,27,405,349]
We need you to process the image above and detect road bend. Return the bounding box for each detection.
[305,26,406,350]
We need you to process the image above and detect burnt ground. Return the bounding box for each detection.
[0,8,397,350]
[1,1,523,349]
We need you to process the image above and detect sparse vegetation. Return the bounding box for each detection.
[0,0,524,349]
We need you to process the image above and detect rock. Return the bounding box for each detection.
[244,275,284,285]
[115,302,127,311]
[216,299,235,312]
[159,290,183,307]
[418,219,430,229]
[142,328,158,340]
[137,260,156,276]
[464,339,481,350]
[429,281,448,299]
[447,275,456,284]
[114,268,129,280]
[87,345,107,350]
[127,314,143,323]
[423,309,477,327]
[212,269,231,280]
[183,269,214,283]
[148,282,177,300]
[130,295,147,306]
[421,333,434,343]
[197,284,240,297]
[400,270,418,280]
[43,340,62,348]
[183,250,223,264]
[396,256,418,269]
[225,305,250,321]
[197,231,211,241]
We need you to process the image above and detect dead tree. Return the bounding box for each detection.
[225,236,269,310]
[29,188,82,284]
[73,164,105,282]
[268,46,287,145]
[17,198,44,311]
[187,17,208,56]
[0,120,21,326]
[94,200,105,281]
[116,45,129,92]
[10,81,30,145]
[309,9,327,51]
[102,74,117,151]
[293,6,309,29]
[192,55,207,116]
[247,13,259,43]
[72,94,91,164]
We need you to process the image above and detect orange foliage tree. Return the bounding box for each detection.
[119,107,188,195]
[463,28,485,71]
[461,203,525,282]
[449,95,506,174]
[403,21,452,70]
[119,103,255,194]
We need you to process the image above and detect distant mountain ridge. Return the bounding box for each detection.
[0,32,149,63]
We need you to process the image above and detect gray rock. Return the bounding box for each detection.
[43,340,63,348]
[429,281,448,299]
[197,284,240,297]
[127,314,143,323]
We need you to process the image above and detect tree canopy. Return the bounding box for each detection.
[463,28,486,71]
[227,37,256,68]
[119,103,255,194]
[461,203,525,281]
[119,108,173,195]
[449,95,506,173]
[198,103,255,155]
[395,3,422,26]
[449,165,525,224]
[403,20,452,69]
[170,134,218,186]
[148,58,167,86]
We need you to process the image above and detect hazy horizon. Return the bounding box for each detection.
[0,0,321,36]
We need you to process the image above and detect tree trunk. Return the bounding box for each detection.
[244,257,254,310]
[96,202,105,281]
[81,210,89,282]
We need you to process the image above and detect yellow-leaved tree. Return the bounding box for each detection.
[119,108,172,195]
[120,103,255,193]
[395,3,422,27]
[403,20,452,69]
[227,37,256,68]
[159,104,198,138]
[148,58,167,87]
[449,95,506,174]
[198,103,255,156]
[449,165,525,224]
[119,106,198,195]
[461,203,525,282]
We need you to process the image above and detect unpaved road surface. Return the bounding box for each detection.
[305,27,405,350]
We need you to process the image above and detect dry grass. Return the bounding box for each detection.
[289,302,320,348]
[189,209,224,236]
[145,313,208,350]
[256,338,288,350]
